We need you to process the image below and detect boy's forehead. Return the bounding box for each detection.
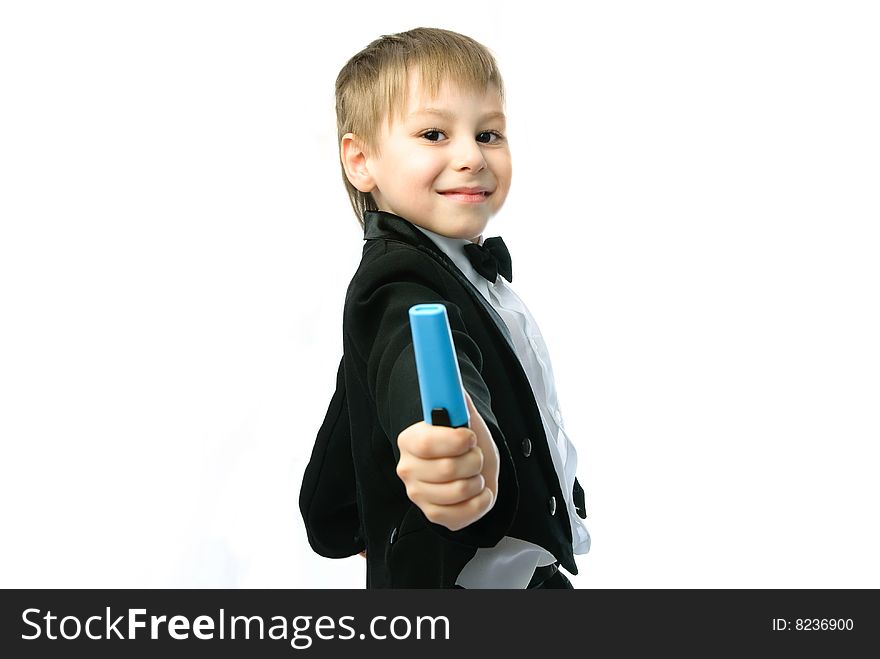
[400,74,504,121]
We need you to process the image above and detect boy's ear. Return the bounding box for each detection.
[340,132,376,193]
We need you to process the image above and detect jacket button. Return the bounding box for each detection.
[548,496,557,516]
[521,437,532,457]
[389,527,398,545]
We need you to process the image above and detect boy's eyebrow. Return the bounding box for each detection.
[408,107,506,122]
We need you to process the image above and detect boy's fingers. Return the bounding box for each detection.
[412,474,486,506]
[422,487,495,531]
[409,446,484,484]
[403,422,475,458]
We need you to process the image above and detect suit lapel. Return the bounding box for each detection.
[363,210,517,357]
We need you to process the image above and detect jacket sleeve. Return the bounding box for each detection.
[345,244,518,549]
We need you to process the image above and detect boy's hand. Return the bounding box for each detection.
[395,390,500,532]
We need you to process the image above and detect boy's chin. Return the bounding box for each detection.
[440,226,488,243]
[424,217,491,243]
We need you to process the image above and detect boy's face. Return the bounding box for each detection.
[357,70,511,242]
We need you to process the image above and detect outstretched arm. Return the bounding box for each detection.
[346,246,518,548]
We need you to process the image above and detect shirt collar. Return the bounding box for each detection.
[411,224,491,295]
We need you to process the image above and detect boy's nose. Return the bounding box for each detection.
[451,143,487,171]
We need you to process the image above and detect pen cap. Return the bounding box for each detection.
[408,304,470,428]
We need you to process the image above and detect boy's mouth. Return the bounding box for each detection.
[438,187,493,203]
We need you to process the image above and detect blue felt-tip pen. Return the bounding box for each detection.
[408,303,470,428]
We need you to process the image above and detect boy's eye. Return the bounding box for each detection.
[419,129,505,144]
[477,131,504,144]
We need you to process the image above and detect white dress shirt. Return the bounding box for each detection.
[412,224,591,588]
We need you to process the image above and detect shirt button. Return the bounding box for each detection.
[521,437,532,457]
[548,496,557,516]
[389,527,398,545]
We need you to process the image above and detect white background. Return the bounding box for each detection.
[1,1,877,589]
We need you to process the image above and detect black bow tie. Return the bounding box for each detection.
[463,237,513,284]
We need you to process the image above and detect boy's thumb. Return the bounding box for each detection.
[463,388,475,413]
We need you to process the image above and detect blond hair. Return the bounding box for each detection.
[335,27,506,227]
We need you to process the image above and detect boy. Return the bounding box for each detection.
[299,27,590,588]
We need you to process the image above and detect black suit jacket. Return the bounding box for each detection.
[299,210,587,588]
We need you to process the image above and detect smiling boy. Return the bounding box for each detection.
[300,27,590,589]
[349,67,511,242]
